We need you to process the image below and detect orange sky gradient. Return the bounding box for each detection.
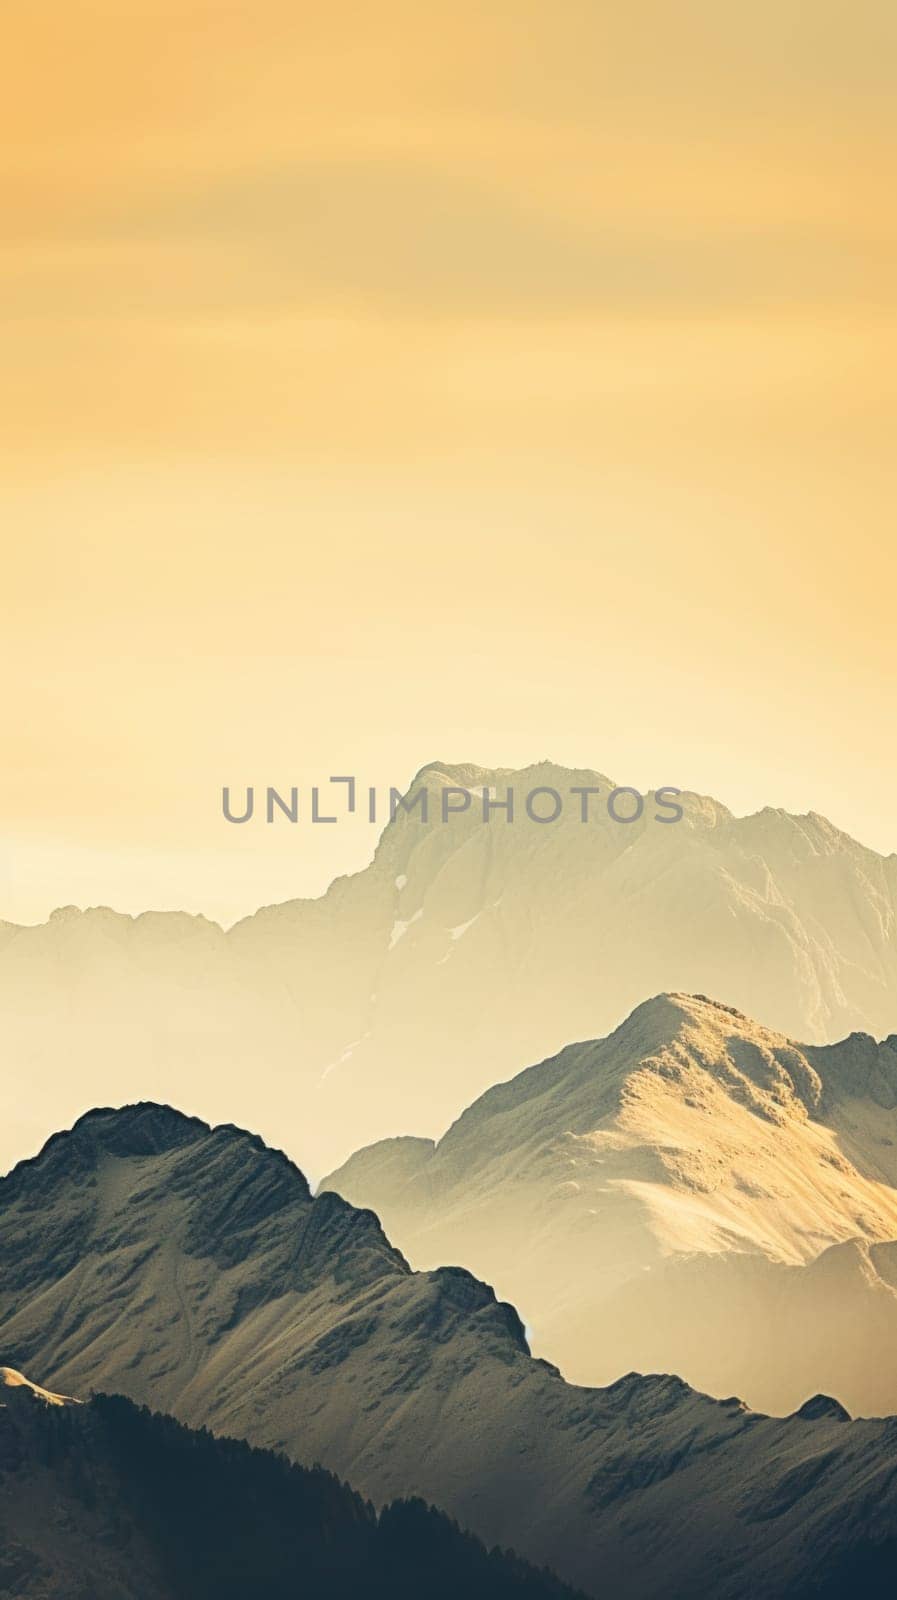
[2,1,896,924]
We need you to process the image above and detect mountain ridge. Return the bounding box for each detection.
[0,1371,581,1600]
[7,1091,897,1595]
[9,764,895,940]
[3,760,897,1176]
[323,992,897,1414]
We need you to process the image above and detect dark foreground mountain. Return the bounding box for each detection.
[3,1103,897,1597]
[0,1368,579,1600]
[324,993,897,1415]
[3,760,897,1175]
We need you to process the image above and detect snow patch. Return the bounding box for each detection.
[388,908,423,950]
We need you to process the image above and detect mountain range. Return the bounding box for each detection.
[0,1367,580,1599]
[3,761,897,1177]
[324,992,897,1415]
[3,1097,897,1597]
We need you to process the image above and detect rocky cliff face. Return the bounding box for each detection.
[4,1100,897,1598]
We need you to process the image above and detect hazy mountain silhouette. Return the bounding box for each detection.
[324,992,897,1414]
[0,1368,580,1599]
[3,761,897,1175]
[4,1101,897,1596]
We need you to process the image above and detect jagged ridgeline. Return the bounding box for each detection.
[5,1100,897,1599]
[0,1379,581,1600]
[4,760,897,1176]
[323,992,897,1415]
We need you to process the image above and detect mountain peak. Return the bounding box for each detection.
[325,993,897,1415]
[3,1102,211,1187]
[71,1100,209,1153]
[792,1394,851,1422]
[427,990,824,1161]
[8,1102,897,1599]
[0,1103,316,1250]
[5,761,897,1180]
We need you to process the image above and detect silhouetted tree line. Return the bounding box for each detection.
[31,1393,584,1599]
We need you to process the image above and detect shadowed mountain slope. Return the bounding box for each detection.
[4,1102,897,1596]
[0,1369,580,1600]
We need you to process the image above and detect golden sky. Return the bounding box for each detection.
[2,1,896,923]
